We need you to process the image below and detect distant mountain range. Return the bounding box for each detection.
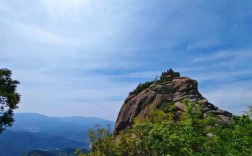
[0,113,114,156]
[0,130,87,156]
[10,113,114,134]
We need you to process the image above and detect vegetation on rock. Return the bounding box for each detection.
[78,100,252,156]
[129,68,179,95]
[129,80,155,95]
[115,69,232,134]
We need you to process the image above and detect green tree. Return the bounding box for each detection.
[0,68,20,133]
[76,124,117,156]
[82,100,252,156]
[244,105,252,118]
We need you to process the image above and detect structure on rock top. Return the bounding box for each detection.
[114,69,232,134]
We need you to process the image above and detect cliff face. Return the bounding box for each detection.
[114,69,232,134]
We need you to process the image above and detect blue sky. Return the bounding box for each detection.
[1,0,252,120]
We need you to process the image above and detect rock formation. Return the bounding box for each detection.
[114,69,232,134]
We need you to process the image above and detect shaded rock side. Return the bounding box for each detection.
[114,71,232,134]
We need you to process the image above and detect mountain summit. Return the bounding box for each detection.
[115,69,232,134]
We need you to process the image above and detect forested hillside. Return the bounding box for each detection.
[0,113,114,156]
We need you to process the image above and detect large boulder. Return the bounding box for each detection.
[114,69,232,134]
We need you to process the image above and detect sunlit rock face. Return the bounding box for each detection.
[114,70,232,134]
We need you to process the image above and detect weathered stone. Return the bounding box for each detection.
[197,98,208,104]
[174,102,185,111]
[217,115,232,124]
[114,70,232,134]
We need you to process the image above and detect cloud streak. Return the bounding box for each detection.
[202,80,252,116]
[1,0,252,120]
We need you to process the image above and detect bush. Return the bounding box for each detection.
[80,100,252,156]
[129,81,155,95]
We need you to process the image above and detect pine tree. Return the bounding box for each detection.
[0,68,20,133]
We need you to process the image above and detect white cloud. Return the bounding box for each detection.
[187,39,221,50]
[42,0,89,17]
[193,50,252,63]
[1,0,252,120]
[119,71,160,79]
[202,81,252,116]
[13,69,134,120]
[191,70,252,82]
[19,24,83,46]
[193,50,238,62]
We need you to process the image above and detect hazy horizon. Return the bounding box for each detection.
[1,0,252,120]
[13,112,115,121]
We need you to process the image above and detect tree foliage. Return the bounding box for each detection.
[78,100,252,156]
[244,105,252,118]
[0,68,20,133]
[129,68,179,95]
[129,81,155,95]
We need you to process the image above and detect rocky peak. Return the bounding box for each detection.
[114,69,232,134]
[160,68,180,79]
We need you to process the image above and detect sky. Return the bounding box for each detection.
[0,0,252,121]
